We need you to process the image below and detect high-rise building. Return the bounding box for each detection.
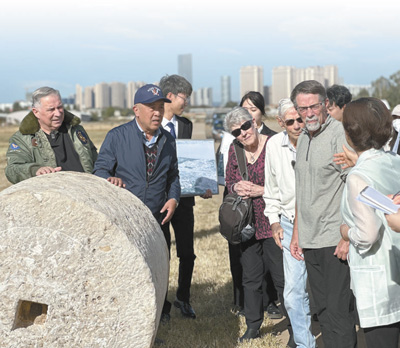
[192,87,213,107]
[220,76,231,107]
[83,86,94,109]
[94,82,110,109]
[110,82,126,108]
[323,65,338,87]
[271,66,294,105]
[75,84,83,109]
[240,66,264,98]
[126,81,146,109]
[271,65,339,104]
[178,54,193,84]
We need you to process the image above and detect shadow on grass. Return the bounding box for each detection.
[157,281,242,347]
[157,280,289,348]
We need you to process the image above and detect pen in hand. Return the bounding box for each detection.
[392,190,400,206]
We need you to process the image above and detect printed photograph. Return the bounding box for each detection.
[176,139,219,197]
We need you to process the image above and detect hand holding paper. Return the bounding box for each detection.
[356,186,400,215]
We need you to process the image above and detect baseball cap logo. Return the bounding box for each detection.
[148,87,160,96]
[134,83,171,105]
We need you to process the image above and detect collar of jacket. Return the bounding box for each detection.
[302,114,334,138]
[131,118,168,142]
[19,110,81,135]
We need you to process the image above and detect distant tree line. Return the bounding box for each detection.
[355,70,400,108]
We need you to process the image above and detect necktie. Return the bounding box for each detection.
[167,122,176,138]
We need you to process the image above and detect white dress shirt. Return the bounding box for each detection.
[263,131,297,225]
[161,115,179,136]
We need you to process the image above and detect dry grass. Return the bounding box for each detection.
[159,190,288,348]
[0,118,291,347]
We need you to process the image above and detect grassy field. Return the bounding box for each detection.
[0,117,296,347]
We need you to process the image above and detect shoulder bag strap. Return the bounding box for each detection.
[233,140,248,181]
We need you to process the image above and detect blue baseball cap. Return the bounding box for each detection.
[134,84,171,105]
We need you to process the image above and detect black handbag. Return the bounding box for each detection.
[218,141,255,244]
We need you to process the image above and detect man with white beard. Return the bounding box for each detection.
[289,80,357,348]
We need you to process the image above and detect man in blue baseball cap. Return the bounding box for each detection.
[94,84,180,225]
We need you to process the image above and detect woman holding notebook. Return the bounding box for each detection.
[340,97,400,348]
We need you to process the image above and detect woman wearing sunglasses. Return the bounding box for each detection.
[240,91,282,320]
[224,106,293,345]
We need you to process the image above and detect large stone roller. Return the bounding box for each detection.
[0,172,169,347]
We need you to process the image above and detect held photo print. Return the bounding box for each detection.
[176,139,219,197]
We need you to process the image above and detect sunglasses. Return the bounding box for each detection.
[284,117,303,127]
[231,120,252,137]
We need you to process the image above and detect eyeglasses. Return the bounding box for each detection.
[231,120,252,137]
[284,117,303,127]
[175,94,190,104]
[296,102,323,115]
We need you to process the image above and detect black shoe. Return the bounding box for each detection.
[266,302,283,319]
[238,328,260,342]
[160,312,170,324]
[174,299,196,319]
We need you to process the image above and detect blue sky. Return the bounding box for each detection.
[1,0,400,104]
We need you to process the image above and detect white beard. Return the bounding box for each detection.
[306,116,321,132]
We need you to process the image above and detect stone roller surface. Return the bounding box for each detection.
[0,171,169,348]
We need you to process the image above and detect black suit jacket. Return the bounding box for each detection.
[175,115,195,207]
[260,122,277,137]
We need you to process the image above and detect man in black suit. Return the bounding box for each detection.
[159,74,212,320]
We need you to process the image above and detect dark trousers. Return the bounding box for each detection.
[225,184,277,310]
[161,202,196,306]
[241,237,289,331]
[228,243,278,309]
[364,322,400,348]
[304,247,357,348]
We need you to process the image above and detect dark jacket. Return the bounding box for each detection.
[93,120,180,222]
[176,115,195,207]
[260,122,276,137]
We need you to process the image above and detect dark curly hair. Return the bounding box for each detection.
[342,97,392,152]
[327,84,352,109]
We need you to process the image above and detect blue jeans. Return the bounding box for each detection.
[281,215,316,348]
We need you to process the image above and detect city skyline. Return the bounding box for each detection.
[1,0,400,104]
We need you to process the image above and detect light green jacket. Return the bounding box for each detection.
[5,110,98,184]
[341,148,400,328]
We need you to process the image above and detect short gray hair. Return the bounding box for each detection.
[278,98,295,119]
[32,87,61,108]
[224,106,252,132]
[159,74,192,97]
[290,80,326,108]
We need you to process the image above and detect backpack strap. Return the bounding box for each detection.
[233,140,248,181]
